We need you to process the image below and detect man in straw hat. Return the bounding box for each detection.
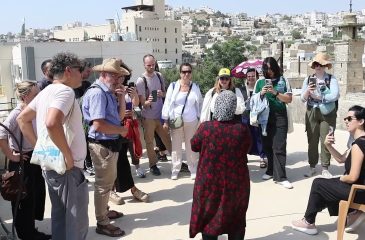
[136,54,172,176]
[81,58,129,237]
[300,52,340,178]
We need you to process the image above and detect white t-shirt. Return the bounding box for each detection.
[29,84,86,169]
[174,91,198,122]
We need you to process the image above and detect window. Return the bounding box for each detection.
[175,38,177,43]
[139,37,142,41]
[165,38,167,43]
[164,27,167,33]
[176,59,178,64]
[165,49,167,54]
[126,26,129,32]
[175,28,177,33]
[139,26,142,32]
[176,48,178,54]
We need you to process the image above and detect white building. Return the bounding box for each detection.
[121,0,182,65]
[0,41,152,101]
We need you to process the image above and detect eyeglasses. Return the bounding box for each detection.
[344,116,357,122]
[219,77,230,81]
[70,65,84,73]
[313,62,325,68]
[181,70,192,74]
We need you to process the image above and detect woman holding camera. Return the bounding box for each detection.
[254,57,293,189]
[292,105,365,235]
[0,81,50,240]
[300,52,339,178]
[162,63,203,180]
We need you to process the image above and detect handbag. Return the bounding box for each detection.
[30,100,75,175]
[0,124,26,202]
[168,83,192,129]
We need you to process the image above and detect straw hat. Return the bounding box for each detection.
[309,52,332,70]
[93,58,130,76]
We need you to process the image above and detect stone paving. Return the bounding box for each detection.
[1,124,365,240]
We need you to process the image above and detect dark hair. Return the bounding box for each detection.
[262,57,281,79]
[246,68,259,79]
[349,105,365,127]
[81,60,92,69]
[120,62,132,84]
[143,54,155,63]
[179,63,192,72]
[41,59,52,74]
[49,52,80,78]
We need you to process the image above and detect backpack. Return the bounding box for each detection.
[307,74,338,111]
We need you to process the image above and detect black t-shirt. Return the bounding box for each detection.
[346,136,365,185]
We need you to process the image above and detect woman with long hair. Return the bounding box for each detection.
[0,81,50,240]
[200,68,245,123]
[162,63,203,180]
[254,57,293,189]
[292,105,365,235]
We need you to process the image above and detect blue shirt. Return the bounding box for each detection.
[81,79,121,140]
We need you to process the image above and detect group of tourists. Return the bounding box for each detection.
[0,51,364,240]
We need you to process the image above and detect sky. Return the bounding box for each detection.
[1,0,364,34]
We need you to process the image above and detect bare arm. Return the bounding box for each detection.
[0,139,21,162]
[16,106,37,147]
[324,133,348,163]
[340,144,364,183]
[92,119,128,137]
[46,108,74,170]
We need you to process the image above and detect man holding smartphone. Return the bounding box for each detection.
[136,54,172,176]
[300,53,339,178]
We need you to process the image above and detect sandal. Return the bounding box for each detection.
[260,160,267,168]
[96,223,125,237]
[107,210,124,219]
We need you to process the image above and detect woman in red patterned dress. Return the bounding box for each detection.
[190,90,252,240]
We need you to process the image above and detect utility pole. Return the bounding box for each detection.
[350,0,352,13]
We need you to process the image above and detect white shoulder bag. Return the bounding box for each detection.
[31,100,75,174]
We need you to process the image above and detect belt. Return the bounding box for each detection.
[88,138,118,144]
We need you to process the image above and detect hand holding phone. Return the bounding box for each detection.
[151,90,157,102]
[265,79,272,87]
[309,77,317,85]
[328,126,334,136]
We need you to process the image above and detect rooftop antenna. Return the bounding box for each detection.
[349,0,352,13]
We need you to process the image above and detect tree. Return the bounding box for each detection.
[291,30,303,40]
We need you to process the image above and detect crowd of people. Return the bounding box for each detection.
[0,51,364,240]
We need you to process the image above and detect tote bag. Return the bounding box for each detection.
[31,101,75,174]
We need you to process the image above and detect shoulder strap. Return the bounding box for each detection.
[155,72,165,91]
[86,84,109,108]
[181,83,193,115]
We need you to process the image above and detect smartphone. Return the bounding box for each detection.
[309,77,317,85]
[265,79,272,87]
[151,90,157,102]
[126,102,132,110]
[328,126,334,136]
[128,82,135,88]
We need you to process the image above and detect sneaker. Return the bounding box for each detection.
[291,218,318,235]
[262,174,273,180]
[150,165,161,176]
[171,173,178,180]
[304,167,316,177]
[132,188,149,202]
[180,162,190,173]
[135,168,146,178]
[321,169,332,178]
[190,173,196,180]
[109,191,125,205]
[345,211,365,233]
[277,180,293,189]
[85,166,95,176]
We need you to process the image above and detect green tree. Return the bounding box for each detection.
[291,30,303,39]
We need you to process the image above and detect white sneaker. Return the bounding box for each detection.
[345,211,365,233]
[171,173,178,180]
[304,167,316,177]
[190,173,196,180]
[262,174,273,180]
[292,218,318,235]
[321,169,332,178]
[277,180,293,189]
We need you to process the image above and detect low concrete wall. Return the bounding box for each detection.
[290,93,365,130]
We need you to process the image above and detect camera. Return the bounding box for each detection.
[265,79,272,86]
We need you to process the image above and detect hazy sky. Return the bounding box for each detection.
[1,0,364,34]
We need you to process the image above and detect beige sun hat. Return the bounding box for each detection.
[93,58,130,76]
[309,52,332,70]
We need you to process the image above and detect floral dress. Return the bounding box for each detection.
[189,120,252,237]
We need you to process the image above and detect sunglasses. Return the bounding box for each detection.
[181,70,192,74]
[313,62,325,68]
[343,116,357,122]
[70,65,84,73]
[219,77,230,81]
